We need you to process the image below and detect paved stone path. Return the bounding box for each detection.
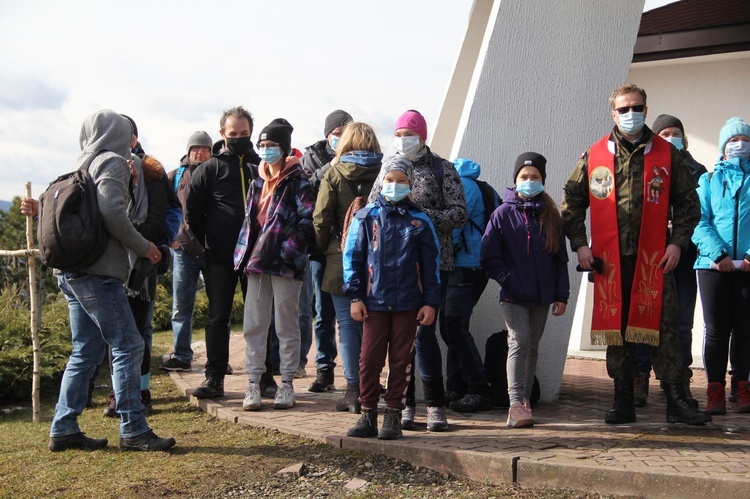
[168,334,750,498]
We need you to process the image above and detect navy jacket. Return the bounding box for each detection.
[480,188,569,306]
[342,196,441,311]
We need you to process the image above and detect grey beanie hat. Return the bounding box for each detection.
[382,154,414,186]
[323,109,353,138]
[186,131,212,154]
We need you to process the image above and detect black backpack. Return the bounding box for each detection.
[484,330,541,408]
[470,179,500,232]
[37,151,110,271]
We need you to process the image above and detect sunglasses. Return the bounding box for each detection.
[615,105,645,114]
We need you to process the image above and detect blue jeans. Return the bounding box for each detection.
[332,293,363,385]
[170,249,204,364]
[52,273,150,439]
[310,259,337,369]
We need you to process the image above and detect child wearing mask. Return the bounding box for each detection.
[343,156,441,440]
[234,118,315,411]
[480,152,569,428]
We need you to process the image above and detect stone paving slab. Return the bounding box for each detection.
[167,334,750,498]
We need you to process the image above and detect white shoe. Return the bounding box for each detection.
[274,382,295,409]
[294,366,307,379]
[426,406,448,432]
[507,401,533,428]
[242,382,261,411]
[401,406,416,430]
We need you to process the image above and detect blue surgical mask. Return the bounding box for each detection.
[329,135,340,151]
[258,146,282,164]
[726,140,750,159]
[381,181,411,202]
[618,112,645,135]
[516,180,544,198]
[664,136,684,151]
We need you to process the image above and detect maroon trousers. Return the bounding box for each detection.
[358,310,419,411]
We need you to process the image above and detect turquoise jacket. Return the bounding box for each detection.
[693,157,750,269]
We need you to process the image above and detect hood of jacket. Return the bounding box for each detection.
[454,158,481,180]
[78,109,132,162]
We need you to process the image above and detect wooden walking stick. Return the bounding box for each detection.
[25,182,42,423]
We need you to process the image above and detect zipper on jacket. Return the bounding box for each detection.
[733,173,746,259]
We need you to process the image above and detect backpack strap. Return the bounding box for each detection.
[432,154,444,192]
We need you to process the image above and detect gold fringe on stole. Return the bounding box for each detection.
[590,330,623,346]
[625,326,659,346]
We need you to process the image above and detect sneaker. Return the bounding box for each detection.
[449,393,492,413]
[507,401,534,428]
[347,409,378,438]
[140,389,153,417]
[103,391,117,418]
[243,382,262,411]
[401,406,416,430]
[274,382,295,409]
[426,406,448,432]
[307,367,335,393]
[193,378,224,399]
[706,382,726,415]
[49,432,108,452]
[119,430,176,452]
[295,366,307,379]
[378,408,403,440]
[260,377,278,398]
[160,357,192,372]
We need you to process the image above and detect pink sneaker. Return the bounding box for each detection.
[507,401,534,428]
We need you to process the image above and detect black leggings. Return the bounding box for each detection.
[698,270,750,384]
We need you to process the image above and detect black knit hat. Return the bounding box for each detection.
[651,114,684,135]
[121,114,138,138]
[323,109,353,138]
[258,118,294,155]
[513,152,547,184]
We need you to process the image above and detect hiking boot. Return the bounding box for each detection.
[273,382,295,409]
[295,366,307,379]
[401,406,416,430]
[193,378,224,399]
[347,408,378,438]
[307,367,335,393]
[160,357,192,372]
[378,408,403,440]
[605,379,636,424]
[634,373,649,408]
[507,401,534,428]
[664,382,712,425]
[426,406,448,432]
[444,389,465,405]
[260,376,278,398]
[119,430,176,452]
[449,393,492,413]
[737,381,750,413]
[49,432,108,452]
[243,382,261,411]
[85,382,95,409]
[103,391,117,418]
[336,384,361,413]
[140,389,153,417]
[706,382,726,415]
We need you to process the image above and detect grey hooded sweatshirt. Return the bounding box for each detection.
[75,109,151,282]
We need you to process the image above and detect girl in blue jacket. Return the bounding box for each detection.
[480,152,569,428]
[692,117,750,415]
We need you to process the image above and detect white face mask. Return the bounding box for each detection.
[726,140,750,159]
[394,135,421,159]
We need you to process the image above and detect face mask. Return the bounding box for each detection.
[394,135,421,159]
[329,135,340,151]
[381,181,411,202]
[225,136,252,156]
[258,146,282,164]
[725,140,750,159]
[618,112,645,135]
[664,136,684,151]
[516,180,544,198]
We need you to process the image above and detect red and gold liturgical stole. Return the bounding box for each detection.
[587,135,672,346]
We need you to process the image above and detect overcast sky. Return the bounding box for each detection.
[0,0,674,202]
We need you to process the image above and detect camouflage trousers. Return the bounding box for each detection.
[606,256,683,382]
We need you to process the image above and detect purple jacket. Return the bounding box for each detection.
[480,188,569,306]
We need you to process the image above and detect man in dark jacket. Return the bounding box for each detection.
[186,106,261,399]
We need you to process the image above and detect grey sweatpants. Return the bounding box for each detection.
[243,273,302,383]
[500,301,550,405]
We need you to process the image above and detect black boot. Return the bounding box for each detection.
[605,379,636,424]
[663,381,712,425]
[633,373,649,408]
[308,367,335,393]
[347,408,378,438]
[683,369,699,408]
[336,384,361,413]
[193,377,224,399]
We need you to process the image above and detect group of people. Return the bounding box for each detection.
[30,81,750,451]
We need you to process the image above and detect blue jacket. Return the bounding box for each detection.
[342,196,441,311]
[480,187,569,306]
[452,158,500,268]
[693,157,750,269]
